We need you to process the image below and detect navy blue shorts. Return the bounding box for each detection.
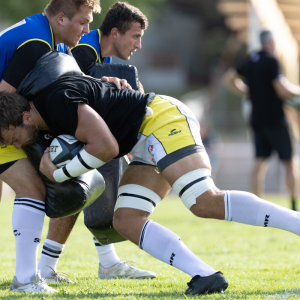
[253,126,293,160]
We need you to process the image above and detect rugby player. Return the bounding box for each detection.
[2,63,300,294]
[38,2,156,281]
[0,0,129,293]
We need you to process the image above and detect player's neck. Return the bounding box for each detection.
[29,102,50,131]
[100,32,115,57]
[45,13,62,46]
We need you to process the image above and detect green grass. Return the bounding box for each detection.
[1,194,300,299]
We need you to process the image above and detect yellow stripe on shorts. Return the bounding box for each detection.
[0,145,27,165]
[139,96,196,154]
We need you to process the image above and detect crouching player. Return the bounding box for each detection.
[2,69,300,294]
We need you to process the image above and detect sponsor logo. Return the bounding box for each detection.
[50,145,59,153]
[168,129,181,136]
[44,133,53,140]
[264,214,270,227]
[170,253,176,266]
[13,230,21,237]
[148,145,154,154]
[34,238,41,243]
[0,145,7,149]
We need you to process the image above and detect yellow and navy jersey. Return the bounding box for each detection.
[0,13,65,81]
[73,29,112,63]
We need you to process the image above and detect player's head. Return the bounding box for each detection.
[0,92,38,148]
[100,2,148,60]
[44,0,101,47]
[260,30,275,52]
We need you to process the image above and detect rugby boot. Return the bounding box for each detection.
[45,268,73,283]
[185,271,228,295]
[10,271,57,293]
[98,261,156,279]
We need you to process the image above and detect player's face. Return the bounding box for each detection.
[114,22,144,60]
[1,124,39,149]
[62,5,93,47]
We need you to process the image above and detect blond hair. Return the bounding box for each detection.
[45,0,101,19]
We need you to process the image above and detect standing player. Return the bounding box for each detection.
[223,30,300,210]
[37,2,156,282]
[0,0,105,294]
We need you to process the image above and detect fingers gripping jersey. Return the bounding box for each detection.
[0,13,58,81]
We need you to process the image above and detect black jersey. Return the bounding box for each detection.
[33,75,155,157]
[236,51,286,129]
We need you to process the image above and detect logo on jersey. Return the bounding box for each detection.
[13,230,21,237]
[148,145,154,154]
[170,253,176,266]
[264,214,270,227]
[34,238,41,243]
[168,129,181,136]
[44,133,53,140]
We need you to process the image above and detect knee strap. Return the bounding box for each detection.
[115,184,161,214]
[172,169,216,209]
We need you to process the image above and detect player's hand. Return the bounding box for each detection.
[138,81,144,93]
[101,76,132,90]
[40,147,57,181]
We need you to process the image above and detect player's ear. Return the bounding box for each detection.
[111,27,119,39]
[22,111,32,124]
[56,12,67,26]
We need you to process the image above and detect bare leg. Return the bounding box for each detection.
[251,158,268,197]
[283,156,299,210]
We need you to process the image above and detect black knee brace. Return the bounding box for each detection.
[23,132,105,218]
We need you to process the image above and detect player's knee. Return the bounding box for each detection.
[172,168,216,211]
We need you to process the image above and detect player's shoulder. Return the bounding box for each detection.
[78,29,100,45]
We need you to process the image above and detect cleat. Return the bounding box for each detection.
[185,271,228,295]
[45,267,73,283]
[10,271,57,293]
[98,261,156,279]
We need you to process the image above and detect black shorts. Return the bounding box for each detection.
[253,126,293,160]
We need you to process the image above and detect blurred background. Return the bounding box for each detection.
[1,0,299,195]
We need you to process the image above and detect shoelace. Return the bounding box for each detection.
[47,266,71,281]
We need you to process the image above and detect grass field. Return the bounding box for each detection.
[1,194,300,299]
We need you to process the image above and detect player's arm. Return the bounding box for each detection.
[1,41,50,91]
[272,76,300,99]
[222,68,248,96]
[40,103,119,182]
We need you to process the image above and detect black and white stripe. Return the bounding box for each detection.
[118,193,157,208]
[14,198,45,213]
[139,220,151,250]
[41,244,62,259]
[93,236,101,247]
[179,176,211,197]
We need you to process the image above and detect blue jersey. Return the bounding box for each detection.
[75,29,112,63]
[0,13,66,81]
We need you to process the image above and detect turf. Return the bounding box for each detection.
[1,194,300,299]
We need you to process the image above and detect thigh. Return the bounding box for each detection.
[119,164,171,199]
[0,158,46,200]
[267,126,292,160]
[253,128,272,158]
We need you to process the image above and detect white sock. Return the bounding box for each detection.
[225,191,300,235]
[93,237,120,268]
[139,220,217,277]
[38,239,65,278]
[12,198,45,284]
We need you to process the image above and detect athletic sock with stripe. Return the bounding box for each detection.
[93,237,121,268]
[12,198,45,284]
[225,191,300,235]
[38,239,65,278]
[139,220,217,277]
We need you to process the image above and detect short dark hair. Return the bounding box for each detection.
[44,0,101,19]
[260,30,273,46]
[100,2,148,36]
[0,92,29,144]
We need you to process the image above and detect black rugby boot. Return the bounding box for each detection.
[185,271,228,295]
